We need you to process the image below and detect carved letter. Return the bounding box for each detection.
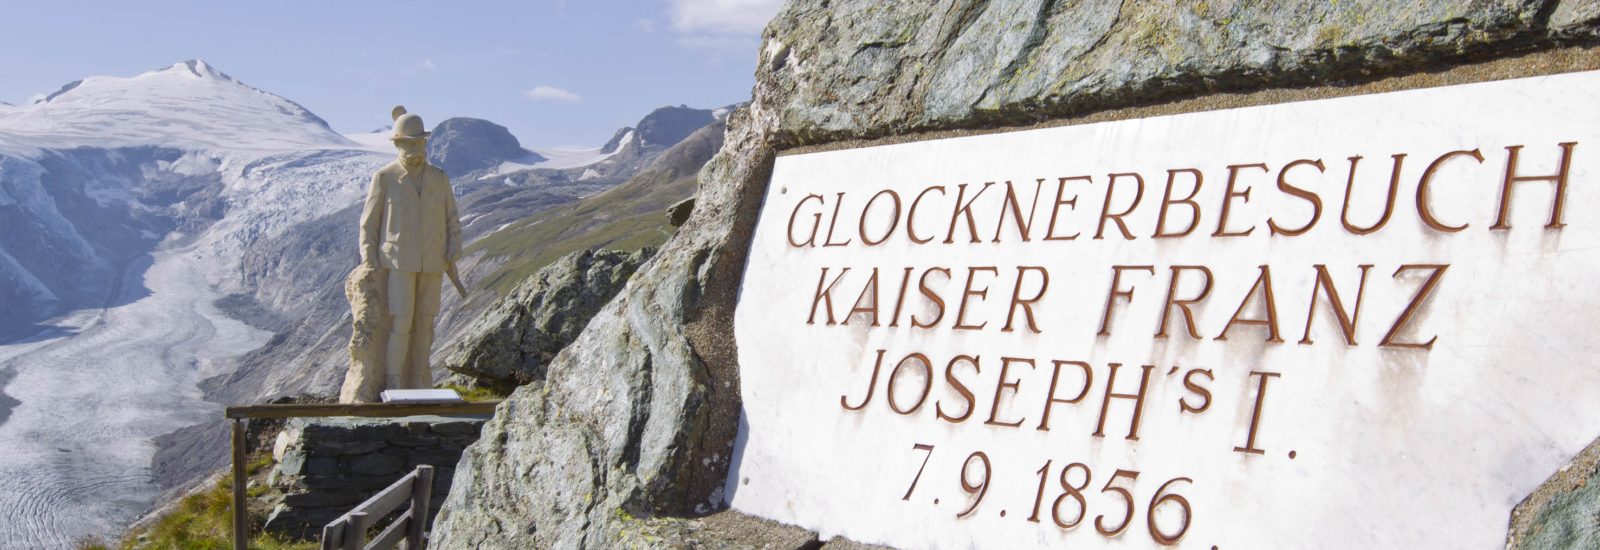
[993,179,1045,242]
[1340,154,1406,235]
[1492,142,1577,230]
[1233,370,1281,455]
[945,182,996,244]
[907,186,947,244]
[1416,149,1484,233]
[1096,172,1145,240]
[986,357,1034,428]
[1045,176,1089,240]
[887,352,934,415]
[1379,264,1448,350]
[808,267,850,325]
[953,266,999,331]
[1268,159,1326,236]
[859,189,902,245]
[1214,163,1268,237]
[1156,265,1214,340]
[910,267,951,329]
[1098,265,1155,336]
[1037,360,1093,431]
[1093,363,1154,441]
[937,354,981,423]
[888,266,914,328]
[822,192,852,247]
[842,267,881,327]
[1216,265,1283,343]
[1153,168,1204,238]
[1003,266,1050,333]
[1300,264,1372,345]
[1179,368,1212,414]
[841,348,886,411]
[786,193,825,247]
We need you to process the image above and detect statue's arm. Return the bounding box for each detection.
[358,172,384,267]
[445,177,463,263]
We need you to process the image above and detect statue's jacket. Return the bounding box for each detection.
[360,161,463,274]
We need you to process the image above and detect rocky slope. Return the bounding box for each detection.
[429,1,1600,548]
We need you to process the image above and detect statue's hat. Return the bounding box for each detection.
[389,105,431,141]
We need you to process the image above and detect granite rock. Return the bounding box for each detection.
[443,248,651,391]
[431,1,1600,548]
[1509,436,1600,549]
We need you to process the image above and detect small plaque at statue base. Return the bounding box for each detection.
[379,389,463,404]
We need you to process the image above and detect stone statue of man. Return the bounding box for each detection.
[339,106,465,402]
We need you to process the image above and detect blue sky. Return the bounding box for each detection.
[0,0,780,148]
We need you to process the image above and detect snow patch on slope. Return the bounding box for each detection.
[496,130,634,173]
[343,129,397,153]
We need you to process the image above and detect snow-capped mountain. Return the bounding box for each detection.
[0,60,353,155]
[0,60,388,337]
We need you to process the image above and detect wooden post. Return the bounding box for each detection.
[344,511,369,550]
[320,519,345,550]
[407,465,435,549]
[231,418,248,550]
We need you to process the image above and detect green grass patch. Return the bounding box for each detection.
[439,383,509,402]
[468,170,696,298]
[108,451,316,550]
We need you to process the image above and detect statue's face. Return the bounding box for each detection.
[394,138,427,167]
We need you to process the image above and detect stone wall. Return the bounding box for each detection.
[430,1,1600,548]
[262,414,487,539]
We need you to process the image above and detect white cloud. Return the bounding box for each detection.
[669,0,781,35]
[523,85,583,103]
[635,18,658,33]
[418,58,437,70]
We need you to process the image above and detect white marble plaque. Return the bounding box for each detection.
[728,70,1600,548]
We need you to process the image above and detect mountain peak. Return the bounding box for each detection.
[0,60,353,153]
[165,59,235,81]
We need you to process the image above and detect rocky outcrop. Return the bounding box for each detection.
[338,264,389,403]
[634,106,718,151]
[427,117,541,178]
[432,1,1600,548]
[261,414,488,539]
[1508,436,1600,549]
[444,248,651,391]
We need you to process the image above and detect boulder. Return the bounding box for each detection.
[337,264,388,403]
[431,1,1600,548]
[443,248,651,391]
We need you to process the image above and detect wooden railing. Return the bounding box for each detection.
[224,401,502,550]
[320,465,435,550]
